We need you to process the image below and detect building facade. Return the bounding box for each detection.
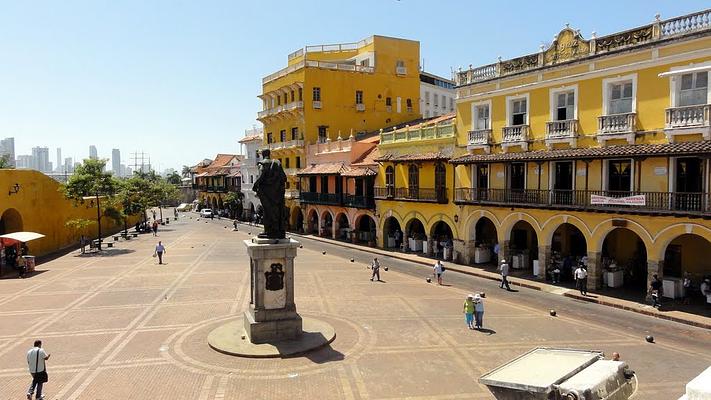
[238,128,263,220]
[89,145,98,160]
[257,35,423,221]
[420,71,456,118]
[449,10,711,294]
[194,154,242,214]
[112,148,121,176]
[31,147,50,172]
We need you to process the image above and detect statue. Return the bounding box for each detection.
[253,149,287,239]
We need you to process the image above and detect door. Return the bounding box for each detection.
[553,161,573,205]
[476,164,488,200]
[385,166,395,197]
[509,163,525,202]
[435,163,447,203]
[675,157,703,211]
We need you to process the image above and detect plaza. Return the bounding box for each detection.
[0,214,708,399]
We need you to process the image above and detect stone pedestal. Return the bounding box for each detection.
[243,238,302,344]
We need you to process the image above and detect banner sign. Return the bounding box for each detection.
[590,194,646,206]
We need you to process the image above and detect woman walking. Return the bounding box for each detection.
[473,294,485,330]
[463,294,475,329]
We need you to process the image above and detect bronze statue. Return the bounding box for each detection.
[253,149,287,239]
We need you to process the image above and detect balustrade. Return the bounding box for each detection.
[598,113,636,135]
[665,104,710,129]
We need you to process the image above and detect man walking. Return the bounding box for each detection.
[370,257,381,282]
[152,220,159,237]
[574,264,588,296]
[499,259,511,290]
[433,260,444,285]
[27,339,50,400]
[394,229,402,250]
[650,274,663,308]
[155,241,166,265]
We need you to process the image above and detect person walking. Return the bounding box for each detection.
[499,259,511,290]
[463,294,475,329]
[26,339,50,400]
[473,294,485,330]
[650,274,663,308]
[151,220,159,237]
[154,241,166,265]
[370,257,381,282]
[394,229,402,250]
[433,260,444,285]
[574,264,588,296]
[682,272,692,305]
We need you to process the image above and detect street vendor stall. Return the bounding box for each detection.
[0,232,45,276]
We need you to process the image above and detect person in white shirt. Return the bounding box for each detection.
[433,260,444,285]
[27,339,50,400]
[499,259,511,290]
[155,241,166,265]
[574,264,588,296]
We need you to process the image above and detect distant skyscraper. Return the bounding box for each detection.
[56,148,62,171]
[64,157,73,173]
[89,145,98,160]
[112,148,121,176]
[0,137,15,167]
[16,155,33,169]
[31,147,50,172]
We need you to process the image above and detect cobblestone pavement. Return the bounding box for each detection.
[0,215,709,399]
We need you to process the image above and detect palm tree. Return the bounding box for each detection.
[181,165,191,178]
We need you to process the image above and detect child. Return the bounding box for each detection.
[463,294,475,329]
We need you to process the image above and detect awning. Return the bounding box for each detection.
[0,232,45,243]
[341,167,377,177]
[658,64,711,77]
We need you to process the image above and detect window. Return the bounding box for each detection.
[679,72,708,106]
[284,93,288,104]
[396,97,402,113]
[425,110,430,118]
[434,94,439,107]
[355,90,363,104]
[607,159,631,192]
[313,87,321,101]
[511,98,527,125]
[435,163,446,200]
[267,132,273,143]
[309,176,317,192]
[360,59,370,67]
[408,164,419,198]
[555,91,575,120]
[250,175,254,184]
[406,98,412,110]
[255,150,259,159]
[296,156,301,168]
[279,130,286,142]
[476,164,488,189]
[318,126,327,143]
[509,163,525,190]
[320,176,329,193]
[298,88,303,101]
[385,97,392,106]
[473,103,490,130]
[385,166,395,196]
[291,127,298,140]
[285,158,290,168]
[290,90,295,102]
[425,91,430,105]
[277,96,281,106]
[396,60,405,68]
[609,81,633,114]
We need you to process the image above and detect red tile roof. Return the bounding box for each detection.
[376,149,453,163]
[297,162,348,175]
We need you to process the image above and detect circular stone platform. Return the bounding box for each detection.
[207,317,336,358]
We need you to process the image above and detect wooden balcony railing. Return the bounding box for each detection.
[343,194,375,209]
[299,192,342,205]
[374,186,448,203]
[665,104,710,129]
[454,188,711,215]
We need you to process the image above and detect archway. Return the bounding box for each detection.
[509,220,539,270]
[383,216,401,249]
[307,209,319,234]
[218,197,224,212]
[0,208,23,235]
[211,197,218,211]
[550,223,588,282]
[430,221,454,260]
[290,206,304,233]
[601,228,647,292]
[321,211,333,238]
[469,217,498,264]
[355,214,376,245]
[405,218,426,253]
[663,234,711,282]
[335,213,349,240]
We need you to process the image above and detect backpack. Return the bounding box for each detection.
[440,264,446,272]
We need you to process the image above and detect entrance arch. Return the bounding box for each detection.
[355,214,376,244]
[383,216,401,249]
[550,223,588,282]
[663,234,711,280]
[307,209,319,234]
[601,228,648,292]
[290,206,303,233]
[211,197,218,211]
[405,218,426,253]
[509,220,539,270]
[0,208,23,235]
[321,211,333,237]
[335,213,349,240]
[430,221,453,259]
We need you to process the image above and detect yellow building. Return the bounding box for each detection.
[449,9,711,294]
[0,170,132,262]
[257,35,422,215]
[374,114,460,260]
[194,154,242,213]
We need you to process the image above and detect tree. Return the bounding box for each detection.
[65,218,94,242]
[61,159,120,250]
[181,165,191,177]
[166,171,182,185]
[223,191,243,219]
[0,155,13,169]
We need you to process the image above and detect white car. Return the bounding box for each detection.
[200,208,213,218]
[176,203,191,212]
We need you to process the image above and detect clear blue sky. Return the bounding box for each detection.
[1,0,708,171]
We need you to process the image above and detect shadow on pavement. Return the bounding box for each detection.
[75,248,136,257]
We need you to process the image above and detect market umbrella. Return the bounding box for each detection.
[0,232,45,245]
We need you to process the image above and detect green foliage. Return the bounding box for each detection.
[64,218,94,240]
[223,191,243,218]
[0,155,13,169]
[181,165,191,177]
[61,159,119,203]
[166,171,182,185]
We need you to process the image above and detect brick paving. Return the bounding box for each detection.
[0,214,709,399]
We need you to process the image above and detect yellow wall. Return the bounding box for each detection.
[0,170,138,257]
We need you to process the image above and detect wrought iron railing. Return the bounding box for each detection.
[343,194,375,209]
[374,186,448,203]
[299,191,342,205]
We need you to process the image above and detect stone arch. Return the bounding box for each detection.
[306,208,319,234]
[404,217,426,239]
[591,219,653,255]
[464,210,502,241]
[0,208,23,235]
[211,197,218,211]
[500,211,542,244]
[507,219,539,270]
[425,214,459,240]
[600,227,648,291]
[468,216,498,247]
[335,212,350,240]
[321,209,334,237]
[430,220,454,259]
[290,206,304,233]
[652,223,711,262]
[217,197,224,210]
[354,214,377,244]
[382,216,402,249]
[660,233,711,280]
[540,214,592,247]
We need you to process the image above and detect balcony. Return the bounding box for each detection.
[206,186,227,193]
[261,140,304,152]
[665,104,711,141]
[374,187,448,203]
[597,113,636,144]
[343,194,375,209]
[545,119,578,148]
[356,103,365,112]
[299,192,343,205]
[396,66,407,75]
[312,100,322,109]
[257,101,303,120]
[454,188,711,216]
[467,129,492,152]
[285,189,300,199]
[502,125,529,151]
[380,122,455,145]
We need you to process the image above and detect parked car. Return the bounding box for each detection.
[176,203,192,212]
[200,208,213,218]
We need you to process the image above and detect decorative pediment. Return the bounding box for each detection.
[544,27,590,65]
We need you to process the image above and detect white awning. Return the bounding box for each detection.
[0,232,45,243]
[658,65,711,77]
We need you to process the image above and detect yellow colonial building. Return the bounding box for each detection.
[257,35,422,216]
[449,9,711,294]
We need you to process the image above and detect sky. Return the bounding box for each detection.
[1,0,709,172]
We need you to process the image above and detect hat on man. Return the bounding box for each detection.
[467,294,474,299]
[501,259,506,263]
[473,294,481,302]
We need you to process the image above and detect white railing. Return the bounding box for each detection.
[258,102,303,119]
[546,119,578,138]
[312,101,322,109]
[311,138,353,155]
[468,129,491,145]
[356,103,366,112]
[457,63,498,85]
[396,66,407,75]
[263,60,305,84]
[665,104,710,128]
[283,168,299,176]
[661,9,711,37]
[284,101,304,111]
[263,59,374,85]
[303,37,373,54]
[380,123,456,144]
[261,140,304,151]
[598,113,636,135]
[502,125,529,142]
[287,48,304,61]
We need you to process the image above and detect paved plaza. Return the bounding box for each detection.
[0,215,709,400]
